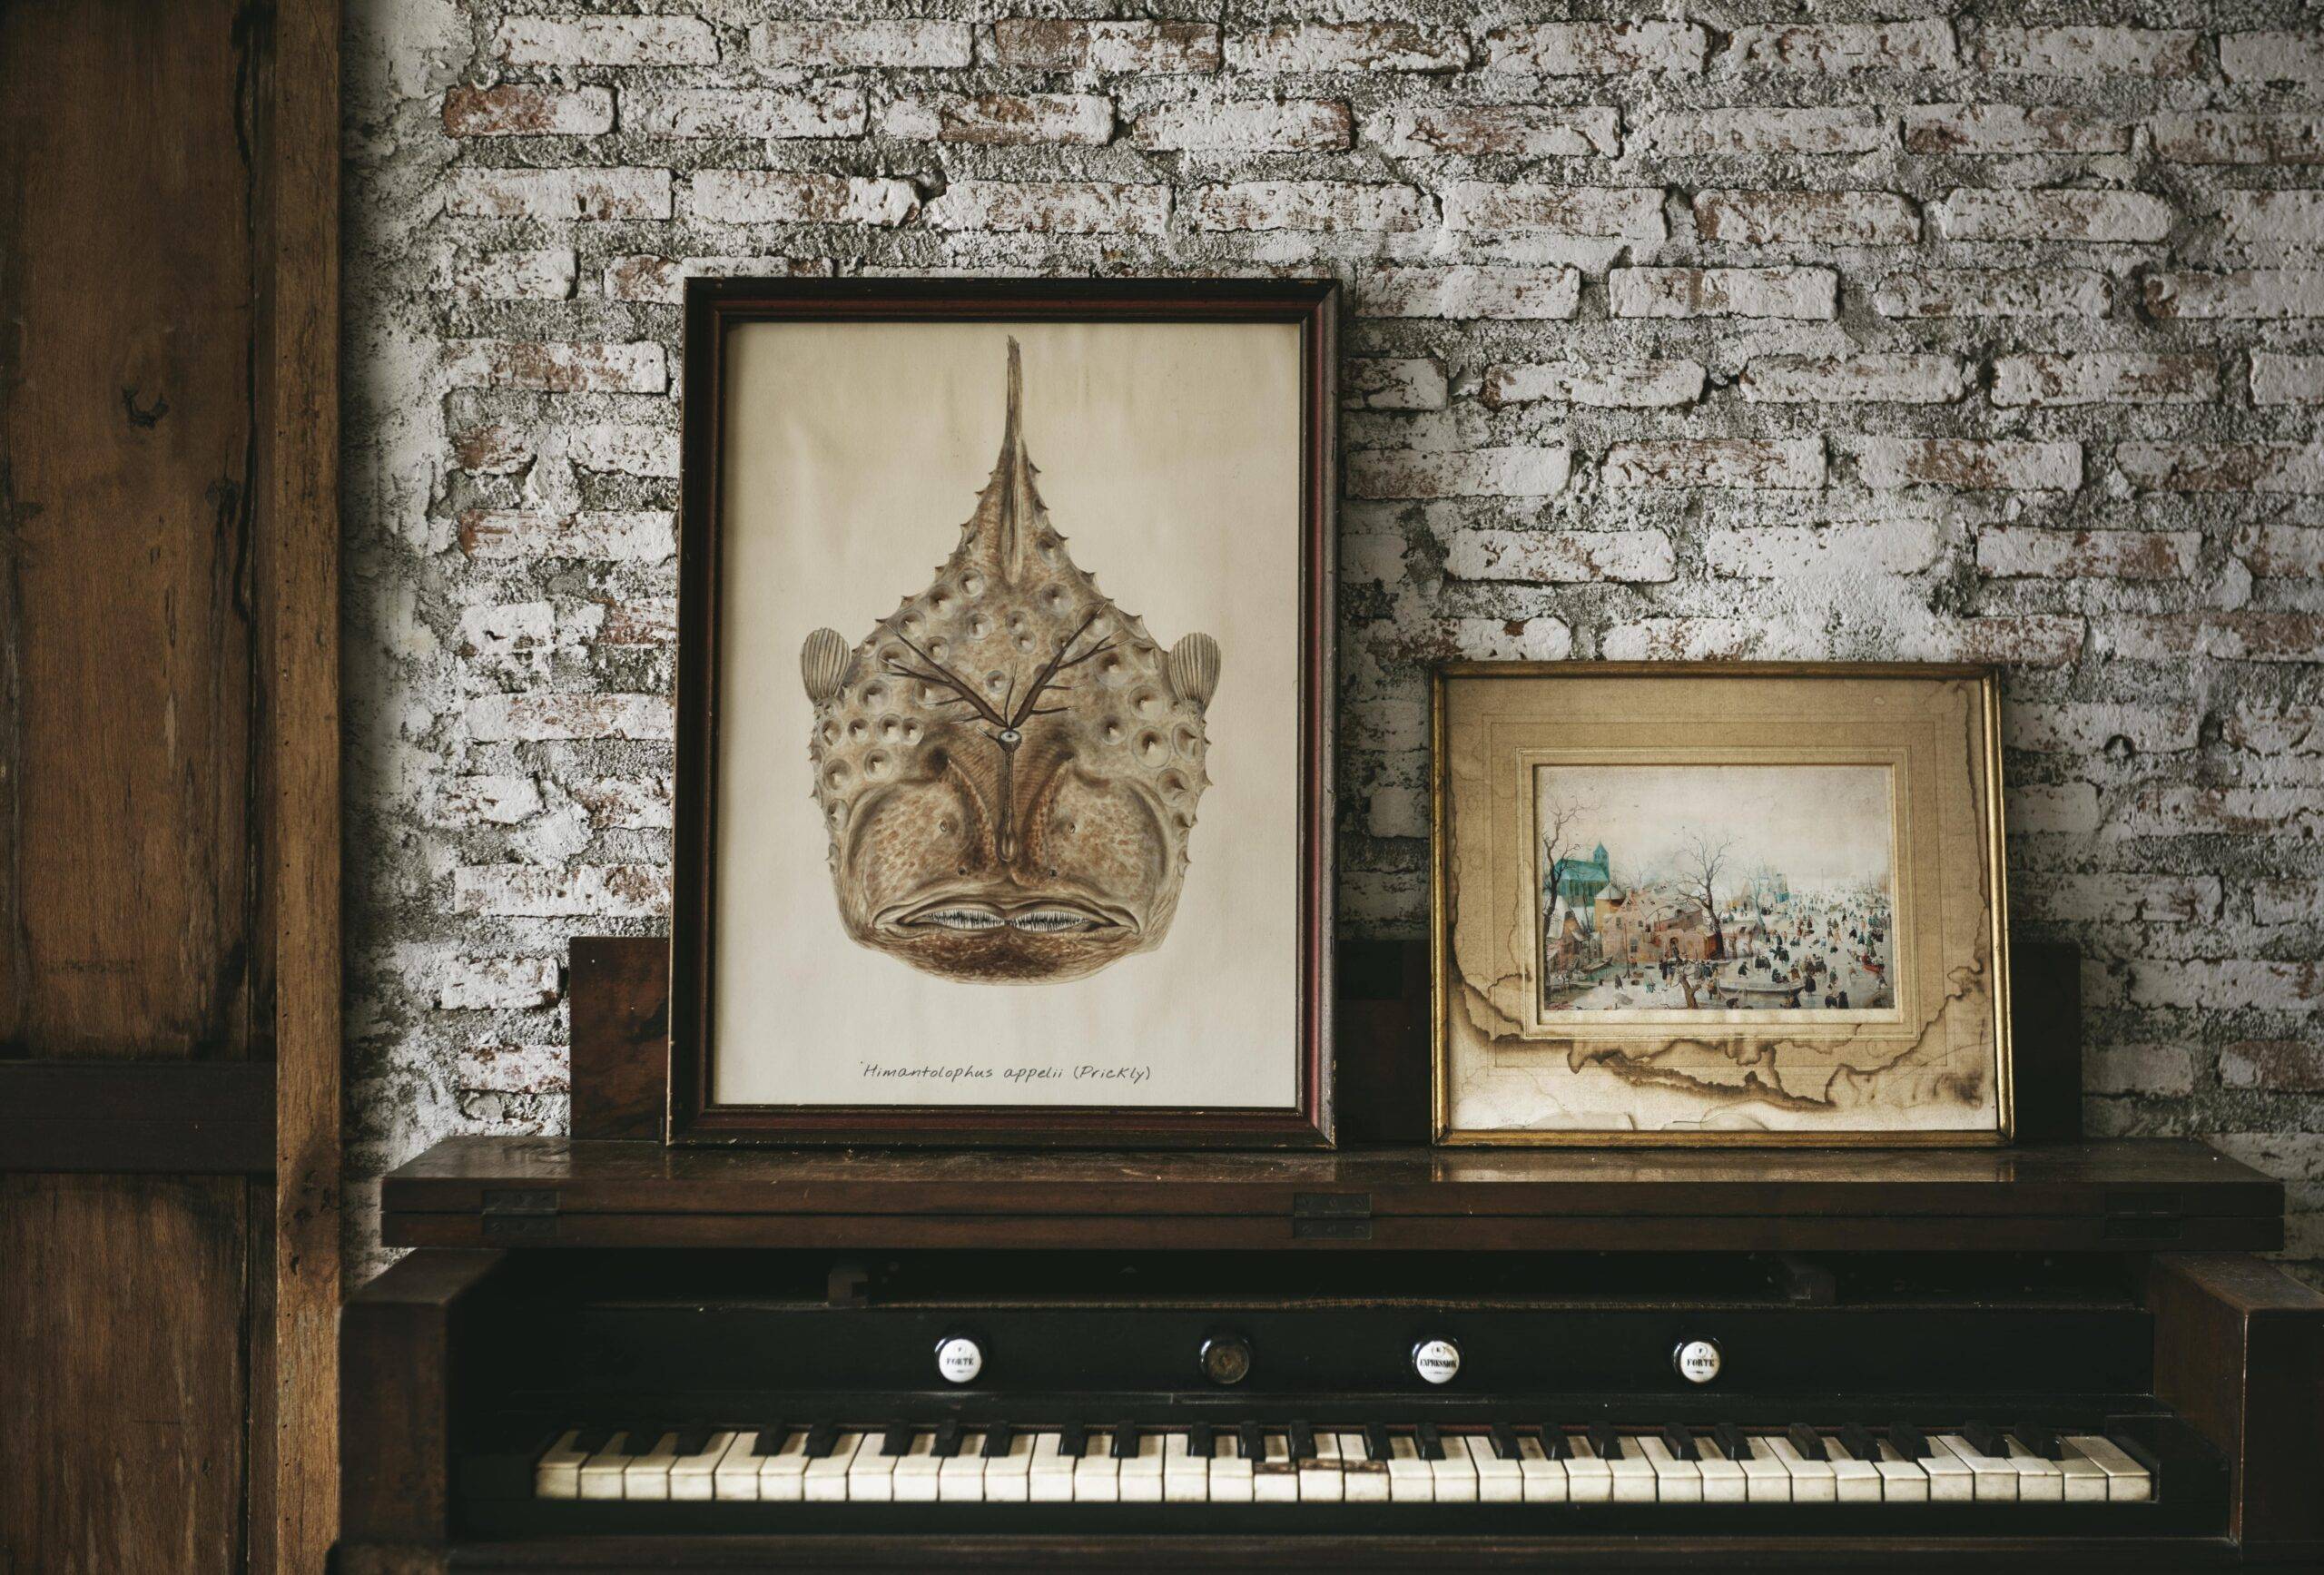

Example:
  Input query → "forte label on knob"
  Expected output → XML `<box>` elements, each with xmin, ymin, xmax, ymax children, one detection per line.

<box><xmin>1412</xmin><ymin>1337</ymin><xmax>1462</xmax><ymax>1385</ymax></box>
<box><xmin>1200</xmin><ymin>1332</ymin><xmax>1253</xmax><ymax>1386</ymax></box>
<box><xmin>1673</xmin><ymin>1338</ymin><xmax>1722</xmax><ymax>1384</ymax></box>
<box><xmin>935</xmin><ymin>1334</ymin><xmax>984</xmax><ymax>1385</ymax></box>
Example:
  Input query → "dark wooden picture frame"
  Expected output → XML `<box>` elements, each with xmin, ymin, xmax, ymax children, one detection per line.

<box><xmin>671</xmin><ymin>278</ymin><xmax>1338</xmax><ymax>1147</ymax></box>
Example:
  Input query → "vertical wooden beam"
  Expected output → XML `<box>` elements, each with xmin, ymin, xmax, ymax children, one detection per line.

<box><xmin>261</xmin><ymin>0</ymin><xmax>342</xmax><ymax>1569</ymax></box>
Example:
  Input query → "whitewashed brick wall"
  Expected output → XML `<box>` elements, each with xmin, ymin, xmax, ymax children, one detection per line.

<box><xmin>347</xmin><ymin>0</ymin><xmax>2324</xmax><ymax>1278</ymax></box>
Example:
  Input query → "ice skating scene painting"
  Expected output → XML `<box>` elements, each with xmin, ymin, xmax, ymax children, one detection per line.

<box><xmin>1535</xmin><ymin>763</ymin><xmax>1897</xmax><ymax>1017</ymax></box>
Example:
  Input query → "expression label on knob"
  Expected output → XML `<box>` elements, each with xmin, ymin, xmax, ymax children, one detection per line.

<box><xmin>936</xmin><ymin>1336</ymin><xmax>984</xmax><ymax>1384</ymax></box>
<box><xmin>1673</xmin><ymin>1338</ymin><xmax>1722</xmax><ymax>1384</ymax></box>
<box><xmin>1413</xmin><ymin>1338</ymin><xmax>1461</xmax><ymax>1385</ymax></box>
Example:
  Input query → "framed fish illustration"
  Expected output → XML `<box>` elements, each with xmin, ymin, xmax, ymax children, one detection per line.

<box><xmin>669</xmin><ymin>279</ymin><xmax>1336</xmax><ymax>1146</ymax></box>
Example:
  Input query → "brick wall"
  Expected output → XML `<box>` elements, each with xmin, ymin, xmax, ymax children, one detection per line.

<box><xmin>345</xmin><ymin>1</ymin><xmax>2324</xmax><ymax>1278</ymax></box>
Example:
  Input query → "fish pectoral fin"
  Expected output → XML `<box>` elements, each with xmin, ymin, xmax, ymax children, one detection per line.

<box><xmin>1168</xmin><ymin>632</ymin><xmax>1221</xmax><ymax>710</ymax></box>
<box><xmin>802</xmin><ymin>627</ymin><xmax>852</xmax><ymax>703</ymax></box>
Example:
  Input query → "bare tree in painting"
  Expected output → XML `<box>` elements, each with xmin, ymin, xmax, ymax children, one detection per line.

<box><xmin>1675</xmin><ymin>829</ymin><xmax>1733</xmax><ymax>963</ymax></box>
<box><xmin>1538</xmin><ymin>790</ymin><xmax>1594</xmax><ymax>996</ymax></box>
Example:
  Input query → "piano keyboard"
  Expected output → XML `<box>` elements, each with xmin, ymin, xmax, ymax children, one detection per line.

<box><xmin>528</xmin><ymin>1422</ymin><xmax>2156</xmax><ymax>1507</ymax></box>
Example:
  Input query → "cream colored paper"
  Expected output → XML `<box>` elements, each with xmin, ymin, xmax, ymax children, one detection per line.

<box><xmin>712</xmin><ymin>320</ymin><xmax>1304</xmax><ymax>1108</ymax></box>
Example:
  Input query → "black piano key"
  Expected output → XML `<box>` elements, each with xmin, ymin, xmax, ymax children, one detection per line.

<box><xmin>1660</xmin><ymin>1423</ymin><xmax>1699</xmax><ymax>1462</ymax></box>
<box><xmin>931</xmin><ymin>1422</ymin><xmax>964</xmax><ymax>1459</ymax></box>
<box><xmin>1786</xmin><ymin>1422</ymin><xmax>1827</xmax><ymax>1462</ymax></box>
<box><xmin>1711</xmin><ymin>1422</ymin><xmax>1751</xmax><ymax>1463</ymax></box>
<box><xmin>1186</xmin><ymin>1422</ymin><xmax>1213</xmax><ymax>1460</ymax></box>
<box><xmin>1059</xmin><ymin>1425</ymin><xmax>1088</xmax><ymax>1460</ymax></box>
<box><xmin>881</xmin><ymin>1423</ymin><xmax>916</xmax><ymax>1458</ymax></box>
<box><xmin>1416</xmin><ymin>1422</ymin><xmax>1446</xmax><ymax>1462</ymax></box>
<box><xmin>1587</xmin><ymin>1424</ymin><xmax>1624</xmax><ymax>1461</ymax></box>
<box><xmin>1287</xmin><ymin>1422</ymin><xmax>1316</xmax><ymax>1462</ymax></box>
<box><xmin>1887</xmin><ymin>1422</ymin><xmax>1933</xmax><ymax>1462</ymax></box>
<box><xmin>1364</xmin><ymin>1423</ymin><xmax>1393</xmax><ymax>1463</ymax></box>
<box><xmin>670</xmin><ymin>1429</ymin><xmax>712</xmax><ymax>1459</ymax></box>
<box><xmin>573</xmin><ymin>1427</ymin><xmax>615</xmax><ymax>1457</ymax></box>
<box><xmin>803</xmin><ymin>1423</ymin><xmax>841</xmax><ymax>1460</ymax></box>
<box><xmin>1489</xmin><ymin>1425</ymin><xmax>1521</xmax><ymax>1462</ymax></box>
<box><xmin>1536</xmin><ymin>1426</ymin><xmax>1571</xmax><ymax>1461</ymax></box>
<box><xmin>1111</xmin><ymin>1424</ymin><xmax>1139</xmax><ymax>1461</ymax></box>
<box><xmin>1236</xmin><ymin>1422</ymin><xmax>1265</xmax><ymax>1462</ymax></box>
<box><xmin>1962</xmin><ymin>1422</ymin><xmax>2005</xmax><ymax>1459</ymax></box>
<box><xmin>1837</xmin><ymin>1423</ymin><xmax>1879</xmax><ymax>1463</ymax></box>
<box><xmin>2012</xmin><ymin>1423</ymin><xmax>2064</xmax><ymax>1461</ymax></box>
<box><xmin>979</xmin><ymin>1424</ymin><xmax>1014</xmax><ymax>1460</ymax></box>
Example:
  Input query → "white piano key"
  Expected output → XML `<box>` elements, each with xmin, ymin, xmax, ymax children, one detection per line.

<box><xmin>846</xmin><ymin>1433</ymin><xmax>901</xmax><ymax>1502</ymax></box>
<box><xmin>1933</xmin><ymin>1435</ymin><xmax>2016</xmax><ymax>1501</ymax></box>
<box><xmin>940</xmin><ymin>1432</ymin><xmax>986</xmax><ymax>1502</ymax></box>
<box><xmin>578</xmin><ymin>1432</ymin><xmax>635</xmax><ymax>1501</ymax></box>
<box><xmin>1121</xmin><ymin>1432</ymin><xmax>1165</xmax><ymax>1503</ymax></box>
<box><xmin>803</xmin><ymin>1432</ymin><xmax>863</xmax><ymax>1503</ymax></box>
<box><xmin>2053</xmin><ymin>1442</ymin><xmax>2109</xmax><ymax>1502</ymax></box>
<box><xmin>1603</xmin><ymin>1437</ymin><xmax>1657</xmax><ymax>1505</ymax></box>
<box><xmin>669</xmin><ymin>1432</ymin><xmax>734</xmax><ymax>1502</ymax></box>
<box><xmin>891</xmin><ymin>1432</ymin><xmax>943</xmax><ymax>1502</ymax></box>
<box><xmin>758</xmin><ymin>1430</ymin><xmax>812</xmax><ymax>1502</ymax></box>
<box><xmin>1733</xmin><ymin>1437</ymin><xmax>1791</xmax><ymax>1503</ymax></box>
<box><xmin>1074</xmin><ymin>1433</ymin><xmax>1121</xmax><ymax>1503</ymax></box>
<box><xmin>1162</xmin><ymin>1432</ymin><xmax>1208</xmax><ymax>1504</ymax></box>
<box><xmin>534</xmin><ymin>1430</ymin><xmax>589</xmax><ymax>1501</ymax></box>
<box><xmin>1385</xmin><ymin>1434</ymin><xmax>1434</xmax><ymax>1503</ymax></box>
<box><xmin>1254</xmin><ymin>1433</ymin><xmax>1299</xmax><ymax>1504</ymax></box>
<box><xmin>2003</xmin><ymin>1439</ymin><xmax>2064</xmax><ymax>1502</ymax></box>
<box><xmin>1027</xmin><ymin>1432</ymin><xmax>1075</xmax><ymax>1504</ymax></box>
<box><xmin>1693</xmin><ymin>1437</ymin><xmax>1748</xmax><ymax>1504</ymax></box>
<box><xmin>1635</xmin><ymin>1434</ymin><xmax>1703</xmax><ymax>1503</ymax></box>
<box><xmin>1764</xmin><ymin>1435</ymin><xmax>1837</xmax><ymax>1502</ymax></box>
<box><xmin>1299</xmin><ymin>1432</ymin><xmax>1344</xmax><ymax>1503</ymax></box>
<box><xmin>711</xmin><ymin>1432</ymin><xmax>763</xmax><ymax>1502</ymax></box>
<box><xmin>1913</xmin><ymin>1438</ymin><xmax>1973</xmax><ymax>1503</ymax></box>
<box><xmin>1209</xmin><ymin>1432</ymin><xmax>1254</xmax><ymax>1504</ymax></box>
<box><xmin>623</xmin><ymin>1432</ymin><xmax>680</xmax><ymax>1501</ymax></box>
<box><xmin>984</xmin><ymin>1432</ymin><xmax>1035</xmax><ymax>1503</ymax></box>
<box><xmin>1336</xmin><ymin>1432</ymin><xmax>1388</xmax><ymax>1503</ymax></box>
<box><xmin>1470</xmin><ymin>1436</ymin><xmax>1523</xmax><ymax>1504</ymax></box>
<box><xmin>1870</xmin><ymin>1441</ymin><xmax>1930</xmax><ymax>1503</ymax></box>
<box><xmin>1561</xmin><ymin>1435</ymin><xmax>1614</xmax><ymax>1504</ymax></box>
<box><xmin>1515</xmin><ymin>1434</ymin><xmax>1569</xmax><ymax>1503</ymax></box>
<box><xmin>2063</xmin><ymin>1435</ymin><xmax>2152</xmax><ymax>1502</ymax></box>
<box><xmin>1426</xmin><ymin>1434</ymin><xmax>1479</xmax><ymax>1503</ymax></box>
<box><xmin>1821</xmin><ymin>1435</ymin><xmax>1882</xmax><ymax>1504</ymax></box>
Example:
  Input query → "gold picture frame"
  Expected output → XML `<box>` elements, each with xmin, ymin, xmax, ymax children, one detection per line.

<box><xmin>1432</xmin><ymin>663</ymin><xmax>2012</xmax><ymax>1147</ymax></box>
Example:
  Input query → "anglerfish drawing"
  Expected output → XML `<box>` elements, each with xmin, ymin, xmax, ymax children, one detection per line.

<box><xmin>799</xmin><ymin>340</ymin><xmax>1222</xmax><ymax>984</ymax></box>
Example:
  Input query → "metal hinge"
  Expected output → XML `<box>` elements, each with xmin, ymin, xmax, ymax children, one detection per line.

<box><xmin>2102</xmin><ymin>1187</ymin><xmax>2184</xmax><ymax>1244</ymax></box>
<box><xmin>481</xmin><ymin>1187</ymin><xmax>559</xmax><ymax>1243</ymax></box>
<box><xmin>1292</xmin><ymin>1191</ymin><xmax>1373</xmax><ymax>1241</ymax></box>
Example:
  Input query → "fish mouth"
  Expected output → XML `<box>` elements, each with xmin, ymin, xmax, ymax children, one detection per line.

<box><xmin>878</xmin><ymin>893</ymin><xmax>1137</xmax><ymax>938</ymax></box>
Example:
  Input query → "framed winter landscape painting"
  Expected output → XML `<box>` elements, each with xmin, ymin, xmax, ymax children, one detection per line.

<box><xmin>1432</xmin><ymin>664</ymin><xmax>2012</xmax><ymax>1147</ymax></box>
<box><xmin>668</xmin><ymin>279</ymin><xmax>1336</xmax><ymax>1147</ymax></box>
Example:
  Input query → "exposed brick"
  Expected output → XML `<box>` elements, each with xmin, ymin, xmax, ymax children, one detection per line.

<box><xmin>924</xmin><ymin>181</ymin><xmax>1168</xmax><ymax>233</ymax></box>
<box><xmin>2119</xmin><ymin>781</ymin><xmax>2324</xmax><ymax>831</ymax></box>
<box><xmin>1134</xmin><ymin>99</ymin><xmax>1349</xmax><ymax>152</ymax></box>
<box><xmin>1345</xmin><ymin>447</ymin><xmax>1570</xmax><ymax>499</ymax></box>
<box><xmin>2205</xmin><ymin>615</ymin><xmax>2324</xmax><ymax>664</ymax></box>
<box><xmin>1740</xmin><ymin>354</ymin><xmax>1966</xmax><ymax>404</ymax></box>
<box><xmin>1991</xmin><ymin>353</ymin><xmax>2217</xmax><ymax>407</ymax></box>
<box><xmin>442</xmin><ymin>167</ymin><xmax>671</xmax><ymax>221</ymax></box>
<box><xmin>576</xmin><ymin>775</ymin><xmax>675</xmax><ymax>831</ymax></box>
<box><xmin>1976</xmin><ymin>527</ymin><xmax>2199</xmax><ymax>580</ymax></box>
<box><xmin>2235</xmin><ymin>524</ymin><xmax>2324</xmax><ymax>577</ymax></box>
<box><xmin>1871</xmin><ymin>268</ymin><xmax>2110</xmax><ymax>318</ymax></box>
<box><xmin>438</xmin><ymin>955</ymin><xmax>561</xmax><ymax>1011</ymax></box>
<box><xmin>1694</xmin><ymin>190</ymin><xmax>1918</xmax><ymax>245</ymax></box>
<box><xmin>1903</xmin><ymin>104</ymin><xmax>2127</xmax><ymax>155</ymax></box>
<box><xmin>1226</xmin><ymin>24</ymin><xmax>1466</xmax><ymax>74</ymax></box>
<box><xmin>2221</xmin><ymin>31</ymin><xmax>2324</xmax><ymax>84</ymax></box>
<box><xmin>443</xmin><ymin>340</ymin><xmax>665</xmax><ymax>393</ymax></box>
<box><xmin>1609</xmin><ymin>266</ymin><xmax>1835</xmax><ymax>319</ymax></box>
<box><xmin>458</xmin><ymin>603</ymin><xmax>551</xmax><ymax>669</ymax></box>
<box><xmin>567</xmin><ymin>423</ymin><xmax>678</xmax><ymax>477</ymax></box>
<box><xmin>436</xmin><ymin>773</ymin><xmax>543</xmax><ymax>825</ymax></box>
<box><xmin>1483</xmin><ymin>22</ymin><xmax>1706</xmax><ymax>75</ymax></box>
<box><xmin>1354</xmin><ymin>267</ymin><xmax>1579</xmax><ymax>320</ymax></box>
<box><xmin>1443</xmin><ymin>529</ymin><xmax>1674</xmax><ymax>583</ymax></box>
<box><xmin>1449</xmin><ymin>617</ymin><xmax>1573</xmax><ymax>662</ymax></box>
<box><xmin>2255</xmin><ymin>355</ymin><xmax>2324</xmax><ymax>406</ymax></box>
<box><xmin>1601</xmin><ymin>439</ymin><xmax>1825</xmax><ymax>489</ymax></box>
<box><xmin>2008</xmin><ymin>782</ymin><xmax>2102</xmax><ymax>832</ymax></box>
<box><xmin>1343</xmin><ymin>359</ymin><xmax>1447</xmax><ymax>410</ymax></box>
<box><xmin>1724</xmin><ymin>21</ymin><xmax>1955</xmax><ymax>72</ymax></box>
<box><xmin>2146</xmin><ymin>271</ymin><xmax>2324</xmax><ymax>320</ymax></box>
<box><xmin>436</xmin><ymin>247</ymin><xmax>575</xmax><ymax>300</ymax></box>
<box><xmin>2119</xmin><ymin>444</ymin><xmax>2324</xmax><ymax>495</ymax></box>
<box><xmin>687</xmin><ymin>171</ymin><xmax>917</xmax><ymax>227</ymax></box>
<box><xmin>453</xmin><ymin>863</ymin><xmax>671</xmax><ymax>919</ymax></box>
<box><xmin>2005</xmin><ymin>702</ymin><xmax>2201</xmax><ymax>754</ymax></box>
<box><xmin>1641</xmin><ymin>107</ymin><xmax>1888</xmax><ymax>155</ymax></box>
<box><xmin>1701</xmin><ymin>520</ymin><xmax>1943</xmax><ymax>577</ymax></box>
<box><xmin>2152</xmin><ymin>113</ymin><xmax>2324</xmax><ymax>166</ymax></box>
<box><xmin>990</xmin><ymin>18</ymin><xmax>1220</xmax><ymax>74</ymax></box>
<box><xmin>1933</xmin><ymin>188</ymin><xmax>2171</xmax><ymax>243</ymax></box>
<box><xmin>1857</xmin><ymin>438</ymin><xmax>2080</xmax><ymax>491</ymax></box>
<box><xmin>625</xmin><ymin>87</ymin><xmax>867</xmax><ymax>140</ymax></box>
<box><xmin>2221</xmin><ymin>1042</ymin><xmax>2324</xmax><ymax>1093</ymax></box>
<box><xmin>452</xmin><ymin>423</ymin><xmax>530</xmax><ymax>476</ymax></box>
<box><xmin>456</xmin><ymin>510</ymin><xmax>675</xmax><ymax>561</ymax></box>
<box><xmin>602</xmin><ymin>252</ymin><xmax>826</xmax><ymax>304</ymax></box>
<box><xmin>465</xmin><ymin>693</ymin><xmax>674</xmax><ymax>743</ymax></box>
<box><xmin>2227</xmin><ymin>698</ymin><xmax>2324</xmax><ymax>753</ymax></box>
<box><xmin>752</xmin><ymin>20</ymin><xmax>971</xmax><ymax>69</ymax></box>
<box><xmin>1371</xmin><ymin>105</ymin><xmax>1619</xmax><ymax>157</ymax></box>
<box><xmin>1482</xmin><ymin>359</ymin><xmax>1705</xmax><ymax>409</ymax></box>
<box><xmin>495</xmin><ymin>15</ymin><xmax>716</xmax><ymax>66</ymax></box>
<box><xmin>2257</xmin><ymin>881</ymin><xmax>2324</xmax><ymax>927</ymax></box>
<box><xmin>2019</xmin><ymin>873</ymin><xmax>2222</xmax><ymax>924</ymax></box>
<box><xmin>886</xmin><ymin>94</ymin><xmax>1111</xmax><ymax>146</ymax></box>
<box><xmin>2220</xmin><ymin>192</ymin><xmax>2324</xmax><ymax>246</ymax></box>
<box><xmin>1972</xmin><ymin>26</ymin><xmax>2202</xmax><ymax>77</ymax></box>
<box><xmin>1443</xmin><ymin>183</ymin><xmax>1664</xmax><ymax>238</ymax></box>
<box><xmin>2085</xmin><ymin>1045</ymin><xmax>2197</xmax><ymax>1098</ymax></box>
<box><xmin>442</xmin><ymin>84</ymin><xmax>612</xmax><ymax>137</ymax></box>
<box><xmin>456</xmin><ymin>1042</ymin><xmax>567</xmax><ymax>1096</ymax></box>
<box><xmin>2126</xmin><ymin>960</ymin><xmax>2324</xmax><ymax>1013</ymax></box>
<box><xmin>1188</xmin><ymin>182</ymin><xmax>1430</xmax><ymax>232</ymax></box>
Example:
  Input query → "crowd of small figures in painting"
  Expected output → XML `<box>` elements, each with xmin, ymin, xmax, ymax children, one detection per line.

<box><xmin>1543</xmin><ymin>881</ymin><xmax>1895</xmax><ymax>1015</ymax></box>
